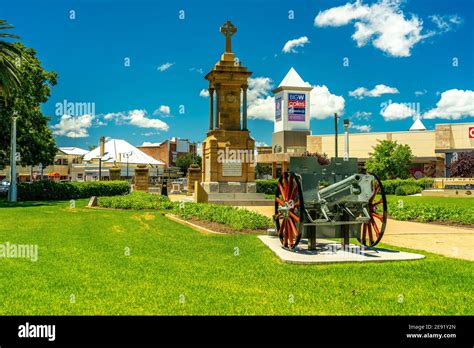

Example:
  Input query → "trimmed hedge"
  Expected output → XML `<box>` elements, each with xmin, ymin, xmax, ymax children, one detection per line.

<box><xmin>17</xmin><ymin>181</ymin><xmax>130</xmax><ymax>201</ymax></box>
<box><xmin>256</xmin><ymin>178</ymin><xmax>434</xmax><ymax>195</ymax></box>
<box><xmin>394</xmin><ymin>184</ymin><xmax>423</xmax><ymax>196</ymax></box>
<box><xmin>382</xmin><ymin>178</ymin><xmax>434</xmax><ymax>194</ymax></box>
<box><xmin>97</xmin><ymin>192</ymin><xmax>272</xmax><ymax>230</ymax></box>
<box><xmin>256</xmin><ymin>179</ymin><xmax>278</xmax><ymax>195</ymax></box>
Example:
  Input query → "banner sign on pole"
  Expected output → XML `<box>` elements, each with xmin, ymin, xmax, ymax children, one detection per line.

<box><xmin>275</xmin><ymin>97</ymin><xmax>282</xmax><ymax>121</ymax></box>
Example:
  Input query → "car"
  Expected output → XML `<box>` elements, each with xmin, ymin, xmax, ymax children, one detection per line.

<box><xmin>0</xmin><ymin>180</ymin><xmax>10</xmax><ymax>193</ymax></box>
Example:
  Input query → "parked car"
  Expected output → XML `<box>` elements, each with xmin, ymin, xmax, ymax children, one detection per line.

<box><xmin>0</xmin><ymin>180</ymin><xmax>10</xmax><ymax>193</ymax></box>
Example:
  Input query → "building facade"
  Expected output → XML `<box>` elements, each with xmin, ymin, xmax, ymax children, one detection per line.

<box><xmin>0</xmin><ymin>147</ymin><xmax>88</xmax><ymax>182</ymax></box>
<box><xmin>255</xmin><ymin>67</ymin><xmax>474</xmax><ymax>179</ymax></box>
<box><xmin>307</xmin><ymin>122</ymin><xmax>474</xmax><ymax>178</ymax></box>
<box><xmin>138</xmin><ymin>137</ymin><xmax>197</xmax><ymax>168</ymax></box>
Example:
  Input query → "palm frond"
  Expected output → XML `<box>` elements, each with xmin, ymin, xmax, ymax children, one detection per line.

<box><xmin>0</xmin><ymin>19</ymin><xmax>22</xmax><ymax>100</ymax></box>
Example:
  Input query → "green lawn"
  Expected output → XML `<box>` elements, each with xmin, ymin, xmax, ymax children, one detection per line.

<box><xmin>386</xmin><ymin>194</ymin><xmax>473</xmax><ymax>208</ymax></box>
<box><xmin>385</xmin><ymin>195</ymin><xmax>474</xmax><ymax>225</ymax></box>
<box><xmin>0</xmin><ymin>199</ymin><xmax>472</xmax><ymax>315</ymax></box>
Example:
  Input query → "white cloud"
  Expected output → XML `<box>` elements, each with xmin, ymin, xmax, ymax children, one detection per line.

<box><xmin>247</xmin><ymin>77</ymin><xmax>275</xmax><ymax>121</ymax></box>
<box><xmin>351</xmin><ymin>124</ymin><xmax>372</xmax><ymax>132</ymax></box>
<box><xmin>152</xmin><ymin>105</ymin><xmax>171</xmax><ymax>116</ymax></box>
<box><xmin>310</xmin><ymin>85</ymin><xmax>345</xmax><ymax>119</ymax></box>
<box><xmin>157</xmin><ymin>62</ymin><xmax>174</xmax><ymax>72</ymax></box>
<box><xmin>199</xmin><ymin>89</ymin><xmax>210</xmax><ymax>97</ymax></box>
<box><xmin>430</xmin><ymin>14</ymin><xmax>462</xmax><ymax>33</ymax></box>
<box><xmin>381</xmin><ymin>102</ymin><xmax>416</xmax><ymax>121</ymax></box>
<box><xmin>141</xmin><ymin>141</ymin><xmax>161</xmax><ymax>146</ymax></box>
<box><xmin>246</xmin><ymin>77</ymin><xmax>345</xmax><ymax>121</ymax></box>
<box><xmin>349</xmin><ymin>84</ymin><xmax>399</xmax><ymax>99</ymax></box>
<box><xmin>353</xmin><ymin>111</ymin><xmax>372</xmax><ymax>120</ymax></box>
<box><xmin>314</xmin><ymin>1</ymin><xmax>370</xmax><ymax>26</ymax></box>
<box><xmin>104</xmin><ymin>110</ymin><xmax>169</xmax><ymax>131</ymax></box>
<box><xmin>282</xmin><ymin>36</ymin><xmax>310</xmax><ymax>53</ymax></box>
<box><xmin>415</xmin><ymin>89</ymin><xmax>427</xmax><ymax>96</ymax></box>
<box><xmin>141</xmin><ymin>132</ymin><xmax>159</xmax><ymax>137</ymax></box>
<box><xmin>255</xmin><ymin>141</ymin><xmax>269</xmax><ymax>147</ymax></box>
<box><xmin>128</xmin><ymin>109</ymin><xmax>169</xmax><ymax>130</ymax></box>
<box><xmin>190</xmin><ymin>67</ymin><xmax>204</xmax><ymax>74</ymax></box>
<box><xmin>248</xmin><ymin>96</ymin><xmax>275</xmax><ymax>121</ymax></box>
<box><xmin>51</xmin><ymin>114</ymin><xmax>95</xmax><ymax>138</ymax></box>
<box><xmin>314</xmin><ymin>0</ymin><xmax>432</xmax><ymax>57</ymax></box>
<box><xmin>422</xmin><ymin>89</ymin><xmax>474</xmax><ymax>120</ymax></box>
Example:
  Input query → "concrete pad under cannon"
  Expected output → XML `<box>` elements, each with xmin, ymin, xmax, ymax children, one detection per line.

<box><xmin>258</xmin><ymin>236</ymin><xmax>425</xmax><ymax>264</ymax></box>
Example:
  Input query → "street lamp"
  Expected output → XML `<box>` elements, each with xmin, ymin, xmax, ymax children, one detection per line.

<box><xmin>343</xmin><ymin>119</ymin><xmax>350</xmax><ymax>161</ymax></box>
<box><xmin>96</xmin><ymin>154</ymin><xmax>111</xmax><ymax>181</ymax></box>
<box><xmin>122</xmin><ymin>151</ymin><xmax>133</xmax><ymax>182</ymax></box>
<box><xmin>8</xmin><ymin>112</ymin><xmax>18</xmax><ymax>202</ymax></box>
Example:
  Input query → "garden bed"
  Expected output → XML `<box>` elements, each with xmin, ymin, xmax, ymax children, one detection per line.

<box><xmin>165</xmin><ymin>214</ymin><xmax>267</xmax><ymax>235</ymax></box>
<box><xmin>97</xmin><ymin>192</ymin><xmax>272</xmax><ymax>232</ymax></box>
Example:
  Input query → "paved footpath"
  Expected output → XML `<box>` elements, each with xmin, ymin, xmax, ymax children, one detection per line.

<box><xmin>240</xmin><ymin>205</ymin><xmax>474</xmax><ymax>261</ymax></box>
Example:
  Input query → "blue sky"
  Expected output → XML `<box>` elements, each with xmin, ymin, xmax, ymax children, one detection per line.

<box><xmin>2</xmin><ymin>0</ymin><xmax>473</xmax><ymax>149</ymax></box>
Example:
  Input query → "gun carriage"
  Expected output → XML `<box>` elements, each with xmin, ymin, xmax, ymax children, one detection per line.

<box><xmin>274</xmin><ymin>156</ymin><xmax>388</xmax><ymax>251</ymax></box>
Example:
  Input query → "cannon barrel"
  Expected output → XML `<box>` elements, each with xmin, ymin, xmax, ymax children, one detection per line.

<box><xmin>319</xmin><ymin>174</ymin><xmax>362</xmax><ymax>201</ymax></box>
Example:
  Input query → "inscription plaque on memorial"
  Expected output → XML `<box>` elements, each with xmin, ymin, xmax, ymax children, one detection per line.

<box><xmin>222</xmin><ymin>161</ymin><xmax>242</xmax><ymax>177</ymax></box>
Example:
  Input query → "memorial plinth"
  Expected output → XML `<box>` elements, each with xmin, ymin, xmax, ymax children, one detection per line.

<box><xmin>200</xmin><ymin>21</ymin><xmax>271</xmax><ymax>206</ymax></box>
<box><xmin>133</xmin><ymin>165</ymin><xmax>149</xmax><ymax>192</ymax></box>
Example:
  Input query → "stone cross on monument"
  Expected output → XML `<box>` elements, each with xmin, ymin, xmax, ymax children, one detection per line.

<box><xmin>199</xmin><ymin>21</ymin><xmax>271</xmax><ymax>206</ymax></box>
<box><xmin>220</xmin><ymin>20</ymin><xmax>237</xmax><ymax>53</ymax></box>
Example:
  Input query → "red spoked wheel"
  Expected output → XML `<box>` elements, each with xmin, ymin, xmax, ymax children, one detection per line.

<box><xmin>358</xmin><ymin>174</ymin><xmax>387</xmax><ymax>247</ymax></box>
<box><xmin>274</xmin><ymin>171</ymin><xmax>305</xmax><ymax>250</ymax></box>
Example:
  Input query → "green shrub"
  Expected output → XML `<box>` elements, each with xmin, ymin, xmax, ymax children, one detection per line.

<box><xmin>394</xmin><ymin>184</ymin><xmax>422</xmax><ymax>196</ymax></box>
<box><xmin>381</xmin><ymin>178</ymin><xmax>434</xmax><ymax>194</ymax></box>
<box><xmin>18</xmin><ymin>181</ymin><xmax>130</xmax><ymax>201</ymax></box>
<box><xmin>97</xmin><ymin>192</ymin><xmax>272</xmax><ymax>230</ymax></box>
<box><xmin>256</xmin><ymin>179</ymin><xmax>278</xmax><ymax>195</ymax></box>
<box><xmin>173</xmin><ymin>202</ymin><xmax>272</xmax><ymax>230</ymax></box>
<box><xmin>98</xmin><ymin>191</ymin><xmax>174</xmax><ymax>210</ymax></box>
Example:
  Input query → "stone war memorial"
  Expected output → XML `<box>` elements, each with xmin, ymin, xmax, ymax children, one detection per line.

<box><xmin>200</xmin><ymin>21</ymin><xmax>271</xmax><ymax>206</ymax></box>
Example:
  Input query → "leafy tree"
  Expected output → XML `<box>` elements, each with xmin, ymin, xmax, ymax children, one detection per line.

<box><xmin>175</xmin><ymin>153</ymin><xmax>202</xmax><ymax>175</ymax></box>
<box><xmin>0</xmin><ymin>43</ymin><xmax>58</xmax><ymax>169</ymax></box>
<box><xmin>0</xmin><ymin>20</ymin><xmax>23</xmax><ymax>101</ymax></box>
<box><xmin>365</xmin><ymin>140</ymin><xmax>413</xmax><ymax>180</ymax></box>
<box><xmin>255</xmin><ymin>163</ymin><xmax>271</xmax><ymax>178</ymax></box>
<box><xmin>449</xmin><ymin>152</ymin><xmax>474</xmax><ymax>178</ymax></box>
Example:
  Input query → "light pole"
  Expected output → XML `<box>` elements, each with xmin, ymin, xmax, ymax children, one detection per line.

<box><xmin>334</xmin><ymin>112</ymin><xmax>339</xmax><ymax>159</ymax></box>
<box><xmin>96</xmin><ymin>155</ymin><xmax>111</xmax><ymax>181</ymax></box>
<box><xmin>122</xmin><ymin>151</ymin><xmax>133</xmax><ymax>182</ymax></box>
<box><xmin>8</xmin><ymin>112</ymin><xmax>18</xmax><ymax>202</ymax></box>
<box><xmin>343</xmin><ymin>119</ymin><xmax>350</xmax><ymax>161</ymax></box>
